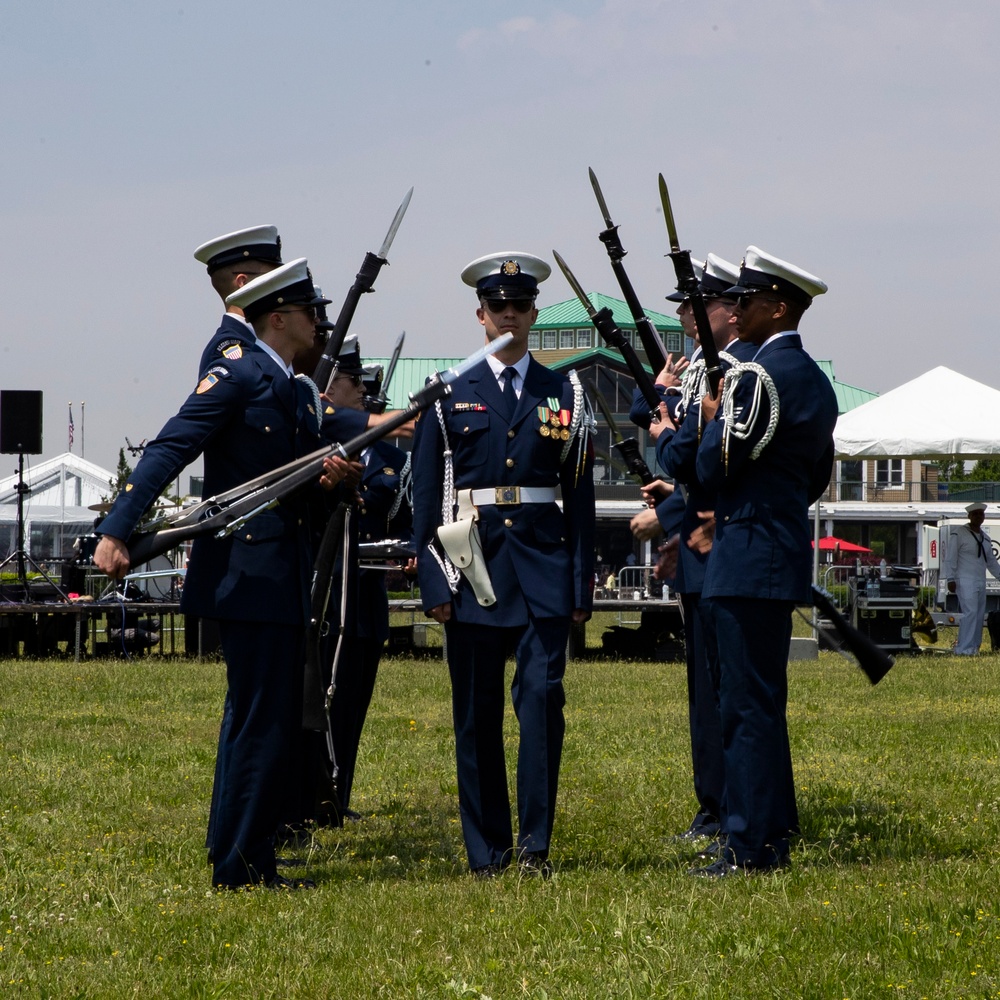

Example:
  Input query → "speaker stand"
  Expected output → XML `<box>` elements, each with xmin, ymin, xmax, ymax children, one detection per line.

<box><xmin>0</xmin><ymin>451</ymin><xmax>68</xmax><ymax>602</ymax></box>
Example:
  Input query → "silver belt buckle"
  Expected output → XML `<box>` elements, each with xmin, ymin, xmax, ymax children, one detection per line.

<box><xmin>494</xmin><ymin>486</ymin><xmax>520</xmax><ymax>505</ymax></box>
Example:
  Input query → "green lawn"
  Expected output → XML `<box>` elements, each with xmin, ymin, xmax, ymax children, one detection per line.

<box><xmin>3</xmin><ymin>644</ymin><xmax>1000</xmax><ymax>998</ymax></box>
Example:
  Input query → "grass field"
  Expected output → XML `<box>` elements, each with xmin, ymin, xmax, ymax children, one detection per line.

<box><xmin>3</xmin><ymin>634</ymin><xmax>1000</xmax><ymax>997</ymax></box>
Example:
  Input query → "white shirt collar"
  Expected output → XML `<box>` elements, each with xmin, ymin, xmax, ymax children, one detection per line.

<box><xmin>753</xmin><ymin>330</ymin><xmax>798</xmax><ymax>360</ymax></box>
<box><xmin>486</xmin><ymin>351</ymin><xmax>529</xmax><ymax>386</ymax></box>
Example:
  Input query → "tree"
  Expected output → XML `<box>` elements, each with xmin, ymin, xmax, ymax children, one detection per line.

<box><xmin>967</xmin><ymin>458</ymin><xmax>1000</xmax><ymax>483</ymax></box>
<box><xmin>103</xmin><ymin>448</ymin><xmax>133</xmax><ymax>504</ymax></box>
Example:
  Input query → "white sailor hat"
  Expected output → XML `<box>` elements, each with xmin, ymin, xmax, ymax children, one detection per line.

<box><xmin>225</xmin><ymin>258</ymin><xmax>331</xmax><ymax>322</ymax></box>
<box><xmin>666</xmin><ymin>252</ymin><xmax>741</xmax><ymax>302</ymax></box>
<box><xmin>726</xmin><ymin>245</ymin><xmax>827</xmax><ymax>306</ymax></box>
<box><xmin>966</xmin><ymin>502</ymin><xmax>988</xmax><ymax>514</ymax></box>
<box><xmin>335</xmin><ymin>333</ymin><xmax>365</xmax><ymax>374</ymax></box>
<box><xmin>193</xmin><ymin>225</ymin><xmax>282</xmax><ymax>273</ymax></box>
<box><xmin>461</xmin><ymin>251</ymin><xmax>551</xmax><ymax>299</ymax></box>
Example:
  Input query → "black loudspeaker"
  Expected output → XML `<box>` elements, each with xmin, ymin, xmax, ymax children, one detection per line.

<box><xmin>0</xmin><ymin>390</ymin><xmax>43</xmax><ymax>455</ymax></box>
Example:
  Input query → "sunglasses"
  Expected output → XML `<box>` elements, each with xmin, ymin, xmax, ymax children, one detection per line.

<box><xmin>736</xmin><ymin>293</ymin><xmax>781</xmax><ymax>309</ymax></box>
<box><xmin>275</xmin><ymin>305</ymin><xmax>318</xmax><ymax>321</ymax></box>
<box><xmin>334</xmin><ymin>372</ymin><xmax>365</xmax><ymax>387</ymax></box>
<box><xmin>482</xmin><ymin>298</ymin><xmax>535</xmax><ymax>314</ymax></box>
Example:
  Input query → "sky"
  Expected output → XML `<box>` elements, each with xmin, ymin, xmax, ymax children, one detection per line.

<box><xmin>2</xmin><ymin>0</ymin><xmax>998</xmax><ymax>475</ymax></box>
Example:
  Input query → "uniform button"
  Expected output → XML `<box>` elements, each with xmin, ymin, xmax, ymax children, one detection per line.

<box><xmin>245</xmin><ymin>533</ymin><xmax>253</xmax><ymax>541</ymax></box>
<box><xmin>507</xmin><ymin>429</ymin><xmax>515</xmax><ymax>439</ymax></box>
<box><xmin>298</xmin><ymin>518</ymin><xmax>303</xmax><ymax>526</ymax></box>
<box><xmin>724</xmin><ymin>516</ymin><xmax>730</xmax><ymax>522</ymax></box>
<box><xmin>504</xmin><ymin>518</ymin><xmax>513</xmax><ymax>528</ymax></box>
<box><xmin>463</xmin><ymin>425</ymin><xmax>470</xmax><ymax>433</ymax></box>
<box><xmin>264</xmin><ymin>426</ymin><xmax>271</xmax><ymax>433</ymax></box>
<box><xmin>506</xmin><ymin>458</ymin><xmax>514</xmax><ymax>468</ymax></box>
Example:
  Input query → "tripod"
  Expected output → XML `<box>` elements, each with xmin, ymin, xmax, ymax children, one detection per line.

<box><xmin>0</xmin><ymin>451</ymin><xmax>67</xmax><ymax>601</ymax></box>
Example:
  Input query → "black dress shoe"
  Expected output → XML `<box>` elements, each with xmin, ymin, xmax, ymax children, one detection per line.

<box><xmin>342</xmin><ymin>808</ymin><xmax>362</xmax><ymax>823</ymax></box>
<box><xmin>471</xmin><ymin>864</ymin><xmax>504</xmax><ymax>880</ymax></box>
<box><xmin>688</xmin><ymin>856</ymin><xmax>789</xmax><ymax>878</ymax></box>
<box><xmin>275</xmin><ymin>856</ymin><xmax>307</xmax><ymax>868</ymax></box>
<box><xmin>267</xmin><ymin>874</ymin><xmax>317</xmax><ymax>890</ymax></box>
<box><xmin>694</xmin><ymin>839</ymin><xmax>724</xmax><ymax>862</ymax></box>
<box><xmin>518</xmin><ymin>853</ymin><xmax>553</xmax><ymax>879</ymax></box>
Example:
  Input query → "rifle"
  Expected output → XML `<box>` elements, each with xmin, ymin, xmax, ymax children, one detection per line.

<box><xmin>810</xmin><ymin>586</ymin><xmax>894</xmax><ymax>685</ymax></box>
<box><xmin>312</xmin><ymin>187</ymin><xmax>413</xmax><ymax>394</ymax></box>
<box><xmin>657</xmin><ymin>174</ymin><xmax>723</xmax><ymax>399</ymax></box>
<box><xmin>365</xmin><ymin>331</ymin><xmax>405</xmax><ymax>415</ymax></box>
<box><xmin>586</xmin><ymin>377</ymin><xmax>655</xmax><ymax>488</ymax></box>
<box><xmin>552</xmin><ymin>250</ymin><xmax>662</xmax><ymax>424</ymax></box>
<box><xmin>588</xmin><ymin>168</ymin><xmax>668</xmax><ymax>373</ymax></box>
<box><xmin>120</xmin><ymin>334</ymin><xmax>513</xmax><ymax>566</ymax></box>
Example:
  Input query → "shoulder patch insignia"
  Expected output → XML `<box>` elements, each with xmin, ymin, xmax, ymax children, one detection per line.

<box><xmin>196</xmin><ymin>365</ymin><xmax>230</xmax><ymax>395</ymax></box>
<box><xmin>216</xmin><ymin>338</ymin><xmax>244</xmax><ymax>359</ymax></box>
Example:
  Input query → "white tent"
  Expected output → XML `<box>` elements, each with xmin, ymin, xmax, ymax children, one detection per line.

<box><xmin>0</xmin><ymin>452</ymin><xmax>113</xmax><ymax>561</ymax></box>
<box><xmin>834</xmin><ymin>366</ymin><xmax>1000</xmax><ymax>460</ymax></box>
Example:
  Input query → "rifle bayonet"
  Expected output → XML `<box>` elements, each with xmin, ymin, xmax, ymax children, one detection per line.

<box><xmin>552</xmin><ymin>250</ymin><xmax>661</xmax><ymax>420</ymax></box>
<box><xmin>589</xmin><ymin>169</ymin><xmax>667</xmax><ymax>371</ymax></box>
<box><xmin>657</xmin><ymin>172</ymin><xmax>722</xmax><ymax>398</ymax></box>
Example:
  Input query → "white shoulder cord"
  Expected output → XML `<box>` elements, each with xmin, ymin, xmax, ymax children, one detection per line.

<box><xmin>389</xmin><ymin>451</ymin><xmax>411</xmax><ymax>522</ymax></box>
<box><xmin>426</xmin><ymin>399</ymin><xmax>462</xmax><ymax>594</ymax></box>
<box><xmin>295</xmin><ymin>373</ymin><xmax>323</xmax><ymax>430</ymax></box>
<box><xmin>562</xmin><ymin>369</ymin><xmax>595</xmax><ymax>483</ymax></box>
<box><xmin>720</xmin><ymin>361</ymin><xmax>780</xmax><ymax>466</ymax></box>
<box><xmin>676</xmin><ymin>350</ymin><xmax>739</xmax><ymax>425</ymax></box>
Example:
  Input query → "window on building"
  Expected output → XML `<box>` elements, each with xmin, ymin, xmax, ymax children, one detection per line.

<box><xmin>875</xmin><ymin>459</ymin><xmax>904</xmax><ymax>487</ymax></box>
<box><xmin>665</xmin><ymin>331</ymin><xmax>681</xmax><ymax>354</ymax></box>
<box><xmin>577</xmin><ymin>328</ymin><xmax>592</xmax><ymax>349</ymax></box>
<box><xmin>527</xmin><ymin>331</ymin><xmax>540</xmax><ymax>351</ymax></box>
<box><xmin>560</xmin><ymin>328</ymin><xmax>575</xmax><ymax>350</ymax></box>
<box><xmin>542</xmin><ymin>330</ymin><xmax>557</xmax><ymax>350</ymax></box>
<box><xmin>839</xmin><ymin>459</ymin><xmax>863</xmax><ymax>502</ymax></box>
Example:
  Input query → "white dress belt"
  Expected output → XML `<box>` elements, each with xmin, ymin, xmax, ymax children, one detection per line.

<box><xmin>466</xmin><ymin>486</ymin><xmax>558</xmax><ymax>506</ymax></box>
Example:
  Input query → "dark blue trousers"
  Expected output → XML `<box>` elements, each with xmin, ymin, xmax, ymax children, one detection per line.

<box><xmin>683</xmin><ymin>592</ymin><xmax>724</xmax><ymax>836</ymax></box>
<box><xmin>211</xmin><ymin>621</ymin><xmax>304</xmax><ymax>887</ymax></box>
<box><xmin>700</xmin><ymin>597</ymin><xmax>798</xmax><ymax>866</ymax></box>
<box><xmin>445</xmin><ymin>616</ymin><xmax>568</xmax><ymax>871</ymax></box>
<box><xmin>330</xmin><ymin>635</ymin><xmax>383</xmax><ymax>811</ymax></box>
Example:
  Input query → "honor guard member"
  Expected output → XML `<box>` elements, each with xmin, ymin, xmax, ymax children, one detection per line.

<box><xmin>194</xmin><ymin>224</ymin><xmax>283</xmax><ymax>372</ymax></box>
<box><xmin>644</xmin><ymin>253</ymin><xmax>756</xmax><ymax>848</ymax></box>
<box><xmin>687</xmin><ymin>246</ymin><xmax>837</xmax><ymax>876</ymax></box>
<box><xmin>94</xmin><ymin>259</ymin><xmax>349</xmax><ymax>890</ymax></box>
<box><xmin>942</xmin><ymin>502</ymin><xmax>1000</xmax><ymax>654</ymax></box>
<box><xmin>411</xmin><ymin>252</ymin><xmax>596</xmax><ymax>879</ymax></box>
<box><xmin>193</xmin><ymin>224</ymin><xmax>282</xmax><ymax>858</ymax></box>
<box><xmin>327</xmin><ymin>335</ymin><xmax>413</xmax><ymax>817</ymax></box>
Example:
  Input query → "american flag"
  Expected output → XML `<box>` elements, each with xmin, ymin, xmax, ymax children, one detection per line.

<box><xmin>68</xmin><ymin>403</ymin><xmax>74</xmax><ymax>451</ymax></box>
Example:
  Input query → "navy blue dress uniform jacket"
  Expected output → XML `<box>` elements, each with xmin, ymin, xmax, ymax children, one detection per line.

<box><xmin>696</xmin><ymin>334</ymin><xmax>838</xmax><ymax>603</ymax></box>
<box><xmin>655</xmin><ymin>339</ymin><xmax>758</xmax><ymax>596</ymax></box>
<box><xmin>99</xmin><ymin>341</ymin><xmax>323</xmax><ymax>624</ymax></box>
<box><xmin>412</xmin><ymin>356</ymin><xmax>595</xmax><ymax>624</ymax></box>
<box><xmin>199</xmin><ymin>313</ymin><xmax>257</xmax><ymax>375</ymax></box>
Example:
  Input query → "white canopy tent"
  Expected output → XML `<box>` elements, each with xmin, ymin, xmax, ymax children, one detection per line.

<box><xmin>834</xmin><ymin>366</ymin><xmax>1000</xmax><ymax>460</ymax></box>
<box><xmin>0</xmin><ymin>452</ymin><xmax>113</xmax><ymax>562</ymax></box>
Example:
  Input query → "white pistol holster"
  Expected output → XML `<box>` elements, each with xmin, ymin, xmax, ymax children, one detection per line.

<box><xmin>435</xmin><ymin>490</ymin><xmax>496</xmax><ymax>607</ymax></box>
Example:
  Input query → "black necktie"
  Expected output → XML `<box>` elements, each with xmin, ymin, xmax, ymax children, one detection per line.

<box><xmin>501</xmin><ymin>366</ymin><xmax>518</xmax><ymax>420</ymax></box>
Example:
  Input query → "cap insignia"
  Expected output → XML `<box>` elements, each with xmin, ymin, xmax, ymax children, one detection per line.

<box><xmin>500</xmin><ymin>259</ymin><xmax>520</xmax><ymax>276</ymax></box>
